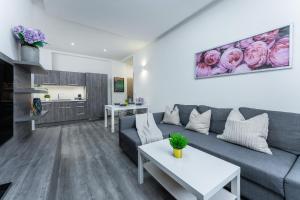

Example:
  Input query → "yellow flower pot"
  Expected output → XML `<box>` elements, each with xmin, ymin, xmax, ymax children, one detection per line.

<box><xmin>173</xmin><ymin>149</ymin><xmax>183</xmax><ymax>158</ymax></box>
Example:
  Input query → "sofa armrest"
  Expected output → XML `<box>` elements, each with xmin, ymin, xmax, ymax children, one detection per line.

<box><xmin>119</xmin><ymin>115</ymin><xmax>136</xmax><ymax>131</ymax></box>
<box><xmin>153</xmin><ymin>112</ymin><xmax>164</xmax><ymax>124</ymax></box>
<box><xmin>119</xmin><ymin>112</ymin><xmax>164</xmax><ymax>131</ymax></box>
<box><xmin>285</xmin><ymin>157</ymin><xmax>300</xmax><ymax>200</ymax></box>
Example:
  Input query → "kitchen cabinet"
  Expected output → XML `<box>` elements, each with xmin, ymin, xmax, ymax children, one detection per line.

<box><xmin>86</xmin><ymin>73</ymin><xmax>108</xmax><ymax>120</ymax></box>
<box><xmin>37</xmin><ymin>102</ymin><xmax>54</xmax><ymax>124</ymax></box>
<box><xmin>67</xmin><ymin>72</ymin><xmax>86</xmax><ymax>86</ymax></box>
<box><xmin>74</xmin><ymin>101</ymin><xmax>87</xmax><ymax>120</ymax></box>
<box><xmin>36</xmin><ymin>70</ymin><xmax>86</xmax><ymax>86</ymax></box>
<box><xmin>36</xmin><ymin>101</ymin><xmax>87</xmax><ymax>125</ymax></box>
<box><xmin>34</xmin><ymin>70</ymin><xmax>60</xmax><ymax>85</ymax></box>
<box><xmin>60</xmin><ymin>71</ymin><xmax>85</xmax><ymax>86</ymax></box>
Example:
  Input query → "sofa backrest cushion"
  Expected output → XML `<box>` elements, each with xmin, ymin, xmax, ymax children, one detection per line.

<box><xmin>239</xmin><ymin>107</ymin><xmax>300</xmax><ymax>155</ymax></box>
<box><xmin>174</xmin><ymin>104</ymin><xmax>197</xmax><ymax>126</ymax></box>
<box><xmin>197</xmin><ymin>105</ymin><xmax>232</xmax><ymax>134</ymax></box>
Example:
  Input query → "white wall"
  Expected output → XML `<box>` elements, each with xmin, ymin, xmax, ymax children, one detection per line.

<box><xmin>0</xmin><ymin>0</ymin><xmax>33</xmax><ymax>59</ymax></box>
<box><xmin>133</xmin><ymin>0</ymin><xmax>300</xmax><ymax>113</ymax></box>
<box><xmin>111</xmin><ymin>61</ymin><xmax>133</xmax><ymax>104</ymax></box>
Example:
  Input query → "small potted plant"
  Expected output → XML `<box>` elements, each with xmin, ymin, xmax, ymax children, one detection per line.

<box><xmin>169</xmin><ymin>132</ymin><xmax>189</xmax><ymax>158</ymax></box>
<box><xmin>12</xmin><ymin>25</ymin><xmax>47</xmax><ymax>63</ymax></box>
<box><xmin>44</xmin><ymin>94</ymin><xmax>50</xmax><ymax>101</ymax></box>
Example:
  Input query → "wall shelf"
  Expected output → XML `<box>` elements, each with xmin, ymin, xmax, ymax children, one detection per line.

<box><xmin>13</xmin><ymin>60</ymin><xmax>47</xmax><ymax>74</ymax></box>
<box><xmin>14</xmin><ymin>88</ymin><xmax>48</xmax><ymax>94</ymax></box>
<box><xmin>15</xmin><ymin>110</ymin><xmax>49</xmax><ymax>123</ymax></box>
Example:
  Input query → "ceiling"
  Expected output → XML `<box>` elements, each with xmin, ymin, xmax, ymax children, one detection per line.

<box><xmin>38</xmin><ymin>0</ymin><xmax>215</xmax><ymax>60</ymax></box>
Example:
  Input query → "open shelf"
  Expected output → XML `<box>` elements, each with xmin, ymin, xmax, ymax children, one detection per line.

<box><xmin>13</xmin><ymin>60</ymin><xmax>47</xmax><ymax>74</ymax></box>
<box><xmin>144</xmin><ymin>162</ymin><xmax>236</xmax><ymax>200</ymax></box>
<box><xmin>15</xmin><ymin>110</ymin><xmax>49</xmax><ymax>123</ymax></box>
<box><xmin>15</xmin><ymin>88</ymin><xmax>48</xmax><ymax>94</ymax></box>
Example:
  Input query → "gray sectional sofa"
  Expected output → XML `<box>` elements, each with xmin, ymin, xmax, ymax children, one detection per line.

<box><xmin>119</xmin><ymin>105</ymin><xmax>300</xmax><ymax>200</ymax></box>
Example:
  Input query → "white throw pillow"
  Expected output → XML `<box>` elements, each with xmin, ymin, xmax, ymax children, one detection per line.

<box><xmin>217</xmin><ymin>110</ymin><xmax>272</xmax><ymax>154</ymax></box>
<box><xmin>185</xmin><ymin>109</ymin><xmax>211</xmax><ymax>135</ymax></box>
<box><xmin>162</xmin><ymin>106</ymin><xmax>181</xmax><ymax>126</ymax></box>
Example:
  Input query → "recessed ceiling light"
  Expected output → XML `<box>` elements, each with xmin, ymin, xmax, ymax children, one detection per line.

<box><xmin>103</xmin><ymin>49</ymin><xmax>107</xmax><ymax>52</ymax></box>
<box><xmin>70</xmin><ymin>42</ymin><xmax>75</xmax><ymax>46</ymax></box>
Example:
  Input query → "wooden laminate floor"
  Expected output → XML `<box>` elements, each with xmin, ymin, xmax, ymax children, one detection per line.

<box><xmin>56</xmin><ymin>120</ymin><xmax>174</xmax><ymax>200</ymax></box>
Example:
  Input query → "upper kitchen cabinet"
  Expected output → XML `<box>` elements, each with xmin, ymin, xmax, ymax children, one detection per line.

<box><xmin>59</xmin><ymin>71</ymin><xmax>86</xmax><ymax>86</ymax></box>
<box><xmin>66</xmin><ymin>72</ymin><xmax>86</xmax><ymax>86</ymax></box>
<box><xmin>35</xmin><ymin>70</ymin><xmax>86</xmax><ymax>86</ymax></box>
<box><xmin>34</xmin><ymin>70</ymin><xmax>60</xmax><ymax>85</ymax></box>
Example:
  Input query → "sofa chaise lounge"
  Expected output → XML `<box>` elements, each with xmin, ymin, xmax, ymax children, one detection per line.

<box><xmin>119</xmin><ymin>105</ymin><xmax>300</xmax><ymax>200</ymax></box>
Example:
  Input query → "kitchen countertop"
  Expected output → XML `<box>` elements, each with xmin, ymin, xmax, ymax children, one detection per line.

<box><xmin>41</xmin><ymin>99</ymin><xmax>86</xmax><ymax>103</ymax></box>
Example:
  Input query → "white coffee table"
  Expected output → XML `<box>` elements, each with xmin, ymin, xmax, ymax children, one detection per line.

<box><xmin>138</xmin><ymin>139</ymin><xmax>240</xmax><ymax>200</ymax></box>
<box><xmin>104</xmin><ymin>104</ymin><xmax>148</xmax><ymax>133</ymax></box>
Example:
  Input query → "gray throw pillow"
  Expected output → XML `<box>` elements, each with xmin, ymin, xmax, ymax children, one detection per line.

<box><xmin>217</xmin><ymin>109</ymin><xmax>272</xmax><ymax>154</ymax></box>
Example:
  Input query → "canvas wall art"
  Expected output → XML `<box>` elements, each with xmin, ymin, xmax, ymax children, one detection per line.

<box><xmin>114</xmin><ymin>77</ymin><xmax>125</xmax><ymax>92</ymax></box>
<box><xmin>195</xmin><ymin>25</ymin><xmax>291</xmax><ymax>79</ymax></box>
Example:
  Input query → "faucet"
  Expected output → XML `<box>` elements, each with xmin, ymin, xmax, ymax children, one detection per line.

<box><xmin>58</xmin><ymin>94</ymin><xmax>60</xmax><ymax>100</ymax></box>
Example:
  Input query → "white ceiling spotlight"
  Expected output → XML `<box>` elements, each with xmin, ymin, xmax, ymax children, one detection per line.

<box><xmin>103</xmin><ymin>49</ymin><xmax>107</xmax><ymax>52</ymax></box>
<box><xmin>70</xmin><ymin>42</ymin><xmax>75</xmax><ymax>46</ymax></box>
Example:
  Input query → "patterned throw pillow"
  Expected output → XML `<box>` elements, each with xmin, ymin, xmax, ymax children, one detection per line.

<box><xmin>217</xmin><ymin>109</ymin><xmax>272</xmax><ymax>154</ymax></box>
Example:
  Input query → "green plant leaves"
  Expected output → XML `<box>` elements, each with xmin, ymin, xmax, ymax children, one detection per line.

<box><xmin>169</xmin><ymin>132</ymin><xmax>188</xmax><ymax>150</ymax></box>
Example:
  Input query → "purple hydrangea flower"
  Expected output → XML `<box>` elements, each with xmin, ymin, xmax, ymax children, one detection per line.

<box><xmin>12</xmin><ymin>25</ymin><xmax>47</xmax><ymax>47</ymax></box>
<box><xmin>24</xmin><ymin>28</ymin><xmax>35</xmax><ymax>44</ymax></box>
<box><xmin>12</xmin><ymin>25</ymin><xmax>25</xmax><ymax>38</ymax></box>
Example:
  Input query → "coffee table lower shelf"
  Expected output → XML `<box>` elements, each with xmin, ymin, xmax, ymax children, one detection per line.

<box><xmin>144</xmin><ymin>162</ymin><xmax>236</xmax><ymax>200</ymax></box>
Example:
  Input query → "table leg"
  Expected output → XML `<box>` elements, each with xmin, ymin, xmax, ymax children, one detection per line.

<box><xmin>138</xmin><ymin>150</ymin><xmax>144</xmax><ymax>184</ymax></box>
<box><xmin>231</xmin><ymin>174</ymin><xmax>240</xmax><ymax>200</ymax></box>
<box><xmin>111</xmin><ymin>109</ymin><xmax>115</xmax><ymax>133</ymax></box>
<box><xmin>104</xmin><ymin>108</ymin><xmax>108</xmax><ymax>128</ymax></box>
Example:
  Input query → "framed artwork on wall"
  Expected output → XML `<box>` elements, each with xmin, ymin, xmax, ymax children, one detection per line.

<box><xmin>114</xmin><ymin>77</ymin><xmax>125</xmax><ymax>92</ymax></box>
<box><xmin>195</xmin><ymin>25</ymin><xmax>292</xmax><ymax>79</ymax></box>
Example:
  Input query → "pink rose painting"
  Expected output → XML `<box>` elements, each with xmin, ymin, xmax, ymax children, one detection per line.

<box><xmin>244</xmin><ymin>41</ymin><xmax>268</xmax><ymax>69</ymax></box>
<box><xmin>195</xmin><ymin>25</ymin><xmax>290</xmax><ymax>79</ymax></box>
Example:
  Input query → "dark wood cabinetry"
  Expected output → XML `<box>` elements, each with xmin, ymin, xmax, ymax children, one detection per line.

<box><xmin>35</xmin><ymin>70</ymin><xmax>108</xmax><ymax>124</ymax></box>
<box><xmin>86</xmin><ymin>73</ymin><xmax>108</xmax><ymax>120</ymax></box>
<box><xmin>35</xmin><ymin>70</ymin><xmax>86</xmax><ymax>86</ymax></box>
<box><xmin>36</xmin><ymin>101</ymin><xmax>87</xmax><ymax>124</ymax></box>
<box><xmin>35</xmin><ymin>70</ymin><xmax>60</xmax><ymax>85</ymax></box>
<box><xmin>67</xmin><ymin>72</ymin><xmax>86</xmax><ymax>86</ymax></box>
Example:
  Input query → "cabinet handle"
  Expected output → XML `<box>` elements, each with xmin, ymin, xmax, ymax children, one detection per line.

<box><xmin>65</xmin><ymin>107</ymin><xmax>72</xmax><ymax>109</ymax></box>
<box><xmin>43</xmin><ymin>82</ymin><xmax>56</xmax><ymax>85</ymax></box>
<box><xmin>76</xmin><ymin>113</ymin><xmax>85</xmax><ymax>115</ymax></box>
<box><xmin>76</xmin><ymin>106</ymin><xmax>85</xmax><ymax>108</ymax></box>
<box><xmin>68</xmin><ymin>84</ymin><xmax>79</xmax><ymax>86</ymax></box>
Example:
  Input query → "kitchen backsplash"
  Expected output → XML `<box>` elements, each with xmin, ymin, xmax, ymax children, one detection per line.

<box><xmin>34</xmin><ymin>85</ymin><xmax>86</xmax><ymax>100</ymax></box>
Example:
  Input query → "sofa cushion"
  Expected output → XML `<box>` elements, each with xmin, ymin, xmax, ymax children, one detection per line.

<box><xmin>285</xmin><ymin>157</ymin><xmax>300</xmax><ymax>200</ymax></box>
<box><xmin>197</xmin><ymin>105</ymin><xmax>232</xmax><ymax>134</ymax></box>
<box><xmin>120</xmin><ymin>124</ymin><xmax>184</xmax><ymax>147</ymax></box>
<box><xmin>162</xmin><ymin>106</ymin><xmax>181</xmax><ymax>125</ymax></box>
<box><xmin>180</xmin><ymin>131</ymin><xmax>296</xmax><ymax>196</ymax></box>
<box><xmin>185</xmin><ymin>109</ymin><xmax>211</xmax><ymax>135</ymax></box>
<box><xmin>239</xmin><ymin>107</ymin><xmax>300</xmax><ymax>155</ymax></box>
<box><xmin>174</xmin><ymin>104</ymin><xmax>197</xmax><ymax>126</ymax></box>
<box><xmin>217</xmin><ymin>110</ymin><xmax>272</xmax><ymax>154</ymax></box>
